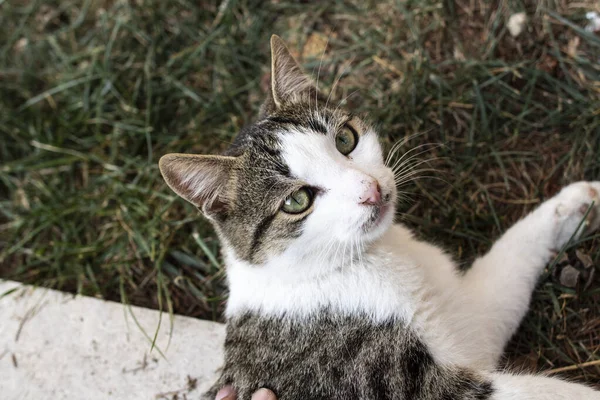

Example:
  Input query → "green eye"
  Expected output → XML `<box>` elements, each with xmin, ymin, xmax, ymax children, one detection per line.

<box><xmin>335</xmin><ymin>125</ymin><xmax>358</xmax><ymax>155</ymax></box>
<box><xmin>282</xmin><ymin>187</ymin><xmax>313</xmax><ymax>214</ymax></box>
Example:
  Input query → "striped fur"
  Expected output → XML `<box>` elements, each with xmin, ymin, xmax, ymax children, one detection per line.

<box><xmin>206</xmin><ymin>312</ymin><xmax>493</xmax><ymax>400</ymax></box>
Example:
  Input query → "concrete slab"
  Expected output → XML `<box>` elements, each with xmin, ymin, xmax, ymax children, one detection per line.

<box><xmin>0</xmin><ymin>280</ymin><xmax>225</xmax><ymax>400</ymax></box>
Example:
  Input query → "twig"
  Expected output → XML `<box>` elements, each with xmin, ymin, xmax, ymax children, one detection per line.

<box><xmin>544</xmin><ymin>360</ymin><xmax>600</xmax><ymax>375</ymax></box>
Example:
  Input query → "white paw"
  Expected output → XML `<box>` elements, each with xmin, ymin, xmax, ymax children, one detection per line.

<box><xmin>552</xmin><ymin>181</ymin><xmax>600</xmax><ymax>248</ymax></box>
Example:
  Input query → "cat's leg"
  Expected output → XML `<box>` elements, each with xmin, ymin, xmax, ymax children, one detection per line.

<box><xmin>488</xmin><ymin>372</ymin><xmax>600</xmax><ymax>399</ymax></box>
<box><xmin>457</xmin><ymin>181</ymin><xmax>600</xmax><ymax>368</ymax></box>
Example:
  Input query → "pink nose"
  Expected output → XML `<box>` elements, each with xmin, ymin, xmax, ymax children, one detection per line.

<box><xmin>360</xmin><ymin>180</ymin><xmax>381</xmax><ymax>205</ymax></box>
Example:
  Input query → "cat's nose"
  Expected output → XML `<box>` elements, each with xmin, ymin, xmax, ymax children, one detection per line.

<box><xmin>359</xmin><ymin>180</ymin><xmax>381</xmax><ymax>205</ymax></box>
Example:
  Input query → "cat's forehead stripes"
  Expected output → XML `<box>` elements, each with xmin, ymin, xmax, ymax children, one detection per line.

<box><xmin>269</xmin><ymin>116</ymin><xmax>328</xmax><ymax>135</ymax></box>
<box><xmin>218</xmin><ymin>112</ymin><xmax>330</xmax><ymax>264</ymax></box>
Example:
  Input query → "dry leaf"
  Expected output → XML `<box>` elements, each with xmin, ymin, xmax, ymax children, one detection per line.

<box><xmin>302</xmin><ymin>33</ymin><xmax>328</xmax><ymax>60</ymax></box>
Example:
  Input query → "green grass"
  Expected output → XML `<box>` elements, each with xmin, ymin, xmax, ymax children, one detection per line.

<box><xmin>1</xmin><ymin>0</ymin><xmax>600</xmax><ymax>386</ymax></box>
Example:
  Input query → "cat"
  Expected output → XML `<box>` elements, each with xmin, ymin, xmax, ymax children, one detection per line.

<box><xmin>159</xmin><ymin>35</ymin><xmax>600</xmax><ymax>400</ymax></box>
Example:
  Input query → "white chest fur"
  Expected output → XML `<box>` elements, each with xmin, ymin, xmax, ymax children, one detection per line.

<box><xmin>224</xmin><ymin>228</ymin><xmax>424</xmax><ymax>324</ymax></box>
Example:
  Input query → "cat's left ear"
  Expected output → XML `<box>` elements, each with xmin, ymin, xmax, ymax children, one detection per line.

<box><xmin>261</xmin><ymin>35</ymin><xmax>318</xmax><ymax>115</ymax></box>
<box><xmin>159</xmin><ymin>153</ymin><xmax>236</xmax><ymax>217</ymax></box>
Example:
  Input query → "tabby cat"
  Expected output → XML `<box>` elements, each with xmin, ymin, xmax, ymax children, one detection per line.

<box><xmin>159</xmin><ymin>35</ymin><xmax>600</xmax><ymax>400</ymax></box>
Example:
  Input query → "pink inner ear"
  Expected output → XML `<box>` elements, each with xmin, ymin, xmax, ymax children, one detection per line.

<box><xmin>180</xmin><ymin>163</ymin><xmax>230</xmax><ymax>213</ymax></box>
<box><xmin>159</xmin><ymin>154</ymin><xmax>235</xmax><ymax>212</ymax></box>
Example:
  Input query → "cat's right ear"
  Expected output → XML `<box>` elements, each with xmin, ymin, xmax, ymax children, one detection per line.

<box><xmin>159</xmin><ymin>154</ymin><xmax>236</xmax><ymax>216</ymax></box>
<box><xmin>261</xmin><ymin>35</ymin><xmax>317</xmax><ymax>116</ymax></box>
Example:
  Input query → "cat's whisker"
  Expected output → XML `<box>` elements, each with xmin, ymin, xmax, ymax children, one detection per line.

<box><xmin>317</xmin><ymin>235</ymin><xmax>337</xmax><ymax>267</ymax></box>
<box><xmin>393</xmin><ymin>157</ymin><xmax>446</xmax><ymax>178</ymax></box>
<box><xmin>245</xmin><ymin>168</ymin><xmax>280</xmax><ymax>174</ymax></box>
<box><xmin>325</xmin><ymin>56</ymin><xmax>356</xmax><ymax>112</ymax></box>
<box><xmin>392</xmin><ymin>161</ymin><xmax>440</xmax><ymax>186</ymax></box>
<box><xmin>343</xmin><ymin>239</ymin><xmax>350</xmax><ymax>272</ymax></box>
<box><xmin>342</xmin><ymin>241</ymin><xmax>348</xmax><ymax>271</ymax></box>
<box><xmin>385</xmin><ymin>136</ymin><xmax>426</xmax><ymax>167</ymax></box>
<box><xmin>313</xmin><ymin>34</ymin><xmax>331</xmax><ymax>116</ymax></box>
<box><xmin>335</xmin><ymin>240</ymin><xmax>343</xmax><ymax>269</ymax></box>
<box><xmin>389</xmin><ymin>142</ymin><xmax>443</xmax><ymax>168</ymax></box>
<box><xmin>360</xmin><ymin>239</ymin><xmax>366</xmax><ymax>266</ymax></box>
<box><xmin>316</xmin><ymin>236</ymin><xmax>330</xmax><ymax>259</ymax></box>
<box><xmin>353</xmin><ymin>236</ymin><xmax>359</xmax><ymax>266</ymax></box>
<box><xmin>355</xmin><ymin>236</ymin><xmax>359</xmax><ymax>263</ymax></box>
<box><xmin>332</xmin><ymin>88</ymin><xmax>360</xmax><ymax>117</ymax></box>
<box><xmin>250</xmin><ymin>173</ymin><xmax>297</xmax><ymax>187</ymax></box>
<box><xmin>350</xmin><ymin>236</ymin><xmax>354</xmax><ymax>271</ymax></box>
<box><xmin>325</xmin><ymin>239</ymin><xmax>339</xmax><ymax>266</ymax></box>
<box><xmin>260</xmin><ymin>153</ymin><xmax>288</xmax><ymax>170</ymax></box>
<box><xmin>337</xmin><ymin>240</ymin><xmax>346</xmax><ymax>273</ymax></box>
<box><xmin>355</xmin><ymin>235</ymin><xmax>365</xmax><ymax>266</ymax></box>
<box><xmin>384</xmin><ymin>140</ymin><xmax>406</xmax><ymax>166</ymax></box>
<box><xmin>393</xmin><ymin>154</ymin><xmax>445</xmax><ymax>172</ymax></box>
<box><xmin>260</xmin><ymin>180</ymin><xmax>290</xmax><ymax>204</ymax></box>
<box><xmin>247</xmin><ymin>170</ymin><xmax>282</xmax><ymax>180</ymax></box>
<box><xmin>389</xmin><ymin>142</ymin><xmax>443</xmax><ymax>172</ymax></box>
<box><xmin>391</xmin><ymin>153</ymin><xmax>446</xmax><ymax>177</ymax></box>
<box><xmin>352</xmin><ymin>234</ymin><xmax>357</xmax><ymax>261</ymax></box>
<box><xmin>385</xmin><ymin>131</ymin><xmax>434</xmax><ymax>165</ymax></box>
<box><xmin>394</xmin><ymin>168</ymin><xmax>441</xmax><ymax>184</ymax></box>
<box><xmin>394</xmin><ymin>168</ymin><xmax>445</xmax><ymax>190</ymax></box>
<box><xmin>393</xmin><ymin>156</ymin><xmax>436</xmax><ymax>176</ymax></box>
<box><xmin>331</xmin><ymin>239</ymin><xmax>342</xmax><ymax>271</ymax></box>
<box><xmin>395</xmin><ymin>175</ymin><xmax>449</xmax><ymax>189</ymax></box>
<box><xmin>385</xmin><ymin>134</ymin><xmax>439</xmax><ymax>167</ymax></box>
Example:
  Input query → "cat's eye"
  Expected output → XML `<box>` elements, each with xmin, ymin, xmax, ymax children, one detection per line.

<box><xmin>335</xmin><ymin>125</ymin><xmax>358</xmax><ymax>155</ymax></box>
<box><xmin>282</xmin><ymin>187</ymin><xmax>313</xmax><ymax>214</ymax></box>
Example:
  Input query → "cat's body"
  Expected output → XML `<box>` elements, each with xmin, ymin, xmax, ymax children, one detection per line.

<box><xmin>160</xmin><ymin>36</ymin><xmax>600</xmax><ymax>399</ymax></box>
<box><xmin>219</xmin><ymin>311</ymin><xmax>493</xmax><ymax>400</ymax></box>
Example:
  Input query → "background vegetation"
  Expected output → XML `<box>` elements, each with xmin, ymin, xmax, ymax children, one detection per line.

<box><xmin>1</xmin><ymin>0</ymin><xmax>600</xmax><ymax>387</ymax></box>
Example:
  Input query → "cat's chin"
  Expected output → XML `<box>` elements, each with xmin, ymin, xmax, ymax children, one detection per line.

<box><xmin>360</xmin><ymin>202</ymin><xmax>395</xmax><ymax>242</ymax></box>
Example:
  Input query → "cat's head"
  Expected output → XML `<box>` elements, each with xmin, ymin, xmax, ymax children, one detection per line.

<box><xmin>160</xmin><ymin>35</ymin><xmax>396</xmax><ymax>270</ymax></box>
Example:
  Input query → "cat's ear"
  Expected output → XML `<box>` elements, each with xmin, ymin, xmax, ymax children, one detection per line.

<box><xmin>159</xmin><ymin>154</ymin><xmax>236</xmax><ymax>216</ymax></box>
<box><xmin>263</xmin><ymin>35</ymin><xmax>317</xmax><ymax>113</ymax></box>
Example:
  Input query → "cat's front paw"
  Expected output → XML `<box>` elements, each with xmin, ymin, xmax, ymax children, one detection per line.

<box><xmin>551</xmin><ymin>181</ymin><xmax>600</xmax><ymax>248</ymax></box>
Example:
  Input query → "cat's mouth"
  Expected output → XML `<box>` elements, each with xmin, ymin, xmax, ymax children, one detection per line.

<box><xmin>361</xmin><ymin>199</ymin><xmax>393</xmax><ymax>233</ymax></box>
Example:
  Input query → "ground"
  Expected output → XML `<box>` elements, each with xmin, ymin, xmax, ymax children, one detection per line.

<box><xmin>1</xmin><ymin>0</ymin><xmax>600</xmax><ymax>387</ymax></box>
